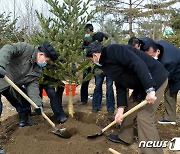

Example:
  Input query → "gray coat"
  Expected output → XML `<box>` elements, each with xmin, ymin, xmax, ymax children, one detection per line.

<box><xmin>0</xmin><ymin>42</ymin><xmax>42</xmax><ymax>106</ymax></box>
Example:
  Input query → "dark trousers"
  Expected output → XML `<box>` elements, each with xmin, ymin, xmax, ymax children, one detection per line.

<box><xmin>0</xmin><ymin>87</ymin><xmax>31</xmax><ymax>114</ymax></box>
<box><xmin>118</xmin><ymin>79</ymin><xmax>168</xmax><ymax>154</ymax></box>
<box><xmin>39</xmin><ymin>84</ymin><xmax>66</xmax><ymax>121</ymax></box>
<box><xmin>80</xmin><ymin>67</ymin><xmax>91</xmax><ymax>102</ymax></box>
<box><xmin>0</xmin><ymin>97</ymin><xmax>2</xmax><ymax>116</ymax></box>
<box><xmin>92</xmin><ymin>72</ymin><xmax>115</xmax><ymax>112</ymax></box>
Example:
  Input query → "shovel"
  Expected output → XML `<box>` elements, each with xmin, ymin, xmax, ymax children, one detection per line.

<box><xmin>109</xmin><ymin>148</ymin><xmax>121</xmax><ymax>154</ymax></box>
<box><xmin>3</xmin><ymin>75</ymin><xmax>71</xmax><ymax>139</ymax></box>
<box><xmin>87</xmin><ymin>100</ymin><xmax>148</xmax><ymax>138</ymax></box>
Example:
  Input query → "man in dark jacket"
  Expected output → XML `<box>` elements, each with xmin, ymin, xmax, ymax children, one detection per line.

<box><xmin>141</xmin><ymin>38</ymin><xmax>180</xmax><ymax>125</ymax></box>
<box><xmin>80</xmin><ymin>23</ymin><xmax>94</xmax><ymax>105</ymax></box>
<box><xmin>86</xmin><ymin>41</ymin><xmax>168</xmax><ymax>154</ymax></box>
<box><xmin>0</xmin><ymin>41</ymin><xmax>58</xmax><ymax>127</ymax></box>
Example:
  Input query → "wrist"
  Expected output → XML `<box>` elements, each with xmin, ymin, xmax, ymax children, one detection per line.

<box><xmin>146</xmin><ymin>87</ymin><xmax>155</xmax><ymax>94</ymax></box>
<box><xmin>117</xmin><ymin>107</ymin><xmax>125</xmax><ymax>112</ymax></box>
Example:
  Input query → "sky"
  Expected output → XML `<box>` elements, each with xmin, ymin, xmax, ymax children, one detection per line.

<box><xmin>0</xmin><ymin>0</ymin><xmax>179</xmax><ymax>32</ymax></box>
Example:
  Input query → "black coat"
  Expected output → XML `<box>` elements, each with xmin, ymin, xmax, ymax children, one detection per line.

<box><xmin>140</xmin><ymin>37</ymin><xmax>180</xmax><ymax>93</ymax></box>
<box><xmin>99</xmin><ymin>44</ymin><xmax>168</xmax><ymax>107</ymax></box>
<box><xmin>156</xmin><ymin>40</ymin><xmax>180</xmax><ymax>93</ymax></box>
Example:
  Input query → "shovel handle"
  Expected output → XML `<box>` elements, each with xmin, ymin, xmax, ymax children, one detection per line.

<box><xmin>102</xmin><ymin>100</ymin><xmax>148</xmax><ymax>133</ymax></box>
<box><xmin>3</xmin><ymin>75</ymin><xmax>56</xmax><ymax>129</ymax></box>
<box><xmin>109</xmin><ymin>148</ymin><xmax>121</xmax><ymax>154</ymax></box>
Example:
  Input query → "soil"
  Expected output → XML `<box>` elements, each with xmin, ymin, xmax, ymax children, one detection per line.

<box><xmin>0</xmin><ymin>82</ymin><xmax>180</xmax><ymax>154</ymax></box>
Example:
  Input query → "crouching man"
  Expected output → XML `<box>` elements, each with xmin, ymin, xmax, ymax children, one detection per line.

<box><xmin>0</xmin><ymin>41</ymin><xmax>58</xmax><ymax>127</ymax></box>
<box><xmin>86</xmin><ymin>41</ymin><xmax>168</xmax><ymax>154</ymax></box>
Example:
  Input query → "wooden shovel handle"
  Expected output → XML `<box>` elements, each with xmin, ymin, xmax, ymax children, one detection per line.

<box><xmin>3</xmin><ymin>75</ymin><xmax>56</xmax><ymax>129</ymax></box>
<box><xmin>109</xmin><ymin>148</ymin><xmax>121</xmax><ymax>154</ymax></box>
<box><xmin>102</xmin><ymin>100</ymin><xmax>148</xmax><ymax>133</ymax></box>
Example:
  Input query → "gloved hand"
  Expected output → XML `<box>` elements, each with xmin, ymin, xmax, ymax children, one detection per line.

<box><xmin>0</xmin><ymin>66</ymin><xmax>6</xmax><ymax>78</ymax></box>
<box><xmin>34</xmin><ymin>106</ymin><xmax>43</xmax><ymax>115</ymax></box>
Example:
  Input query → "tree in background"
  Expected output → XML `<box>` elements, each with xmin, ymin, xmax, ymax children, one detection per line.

<box><xmin>100</xmin><ymin>20</ymin><xmax>126</xmax><ymax>44</ymax></box>
<box><xmin>0</xmin><ymin>13</ymin><xmax>25</xmax><ymax>48</ymax></box>
<box><xmin>164</xmin><ymin>10</ymin><xmax>180</xmax><ymax>47</ymax></box>
<box><xmin>137</xmin><ymin>0</ymin><xmax>178</xmax><ymax>40</ymax></box>
<box><xmin>93</xmin><ymin>0</ymin><xmax>178</xmax><ymax>40</ymax></box>
<box><xmin>28</xmin><ymin>0</ymin><xmax>97</xmax><ymax>117</ymax></box>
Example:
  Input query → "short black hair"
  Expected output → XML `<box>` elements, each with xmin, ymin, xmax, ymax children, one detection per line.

<box><xmin>143</xmin><ymin>41</ymin><xmax>160</xmax><ymax>52</ymax></box>
<box><xmin>128</xmin><ymin>37</ymin><xmax>140</xmax><ymax>47</ymax></box>
<box><xmin>86</xmin><ymin>41</ymin><xmax>103</xmax><ymax>57</ymax></box>
<box><xmin>143</xmin><ymin>41</ymin><xmax>164</xmax><ymax>60</ymax></box>
<box><xmin>85</xmin><ymin>24</ymin><xmax>94</xmax><ymax>32</ymax></box>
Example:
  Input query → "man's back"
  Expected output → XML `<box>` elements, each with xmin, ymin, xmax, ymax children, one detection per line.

<box><xmin>100</xmin><ymin>44</ymin><xmax>168</xmax><ymax>90</ymax></box>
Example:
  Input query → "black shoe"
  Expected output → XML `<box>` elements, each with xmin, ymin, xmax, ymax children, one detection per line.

<box><xmin>0</xmin><ymin>148</ymin><xmax>5</xmax><ymax>154</ymax></box>
<box><xmin>19</xmin><ymin>121</ymin><xmax>37</xmax><ymax>127</ymax></box>
<box><xmin>92</xmin><ymin>109</ymin><xmax>100</xmax><ymax>113</ymax></box>
<box><xmin>81</xmin><ymin>101</ymin><xmax>87</xmax><ymax>105</ymax></box>
<box><xmin>58</xmin><ymin>116</ymin><xmax>67</xmax><ymax>124</ymax></box>
<box><xmin>19</xmin><ymin>112</ymin><xmax>37</xmax><ymax>128</ymax></box>
<box><xmin>107</xmin><ymin>110</ymin><xmax>114</xmax><ymax>115</ymax></box>
<box><xmin>108</xmin><ymin>134</ymin><xmax>129</xmax><ymax>145</ymax></box>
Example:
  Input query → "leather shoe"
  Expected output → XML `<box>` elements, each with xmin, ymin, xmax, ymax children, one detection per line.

<box><xmin>108</xmin><ymin>134</ymin><xmax>129</xmax><ymax>145</ymax></box>
<box><xmin>19</xmin><ymin>121</ymin><xmax>37</xmax><ymax>128</ymax></box>
<box><xmin>0</xmin><ymin>147</ymin><xmax>5</xmax><ymax>154</ymax></box>
<box><xmin>81</xmin><ymin>101</ymin><xmax>87</xmax><ymax>105</ymax></box>
<box><xmin>92</xmin><ymin>109</ymin><xmax>100</xmax><ymax>113</ymax></box>
<box><xmin>58</xmin><ymin>116</ymin><xmax>67</xmax><ymax>124</ymax></box>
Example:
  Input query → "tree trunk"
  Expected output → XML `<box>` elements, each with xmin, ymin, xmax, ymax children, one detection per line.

<box><xmin>68</xmin><ymin>83</ymin><xmax>74</xmax><ymax>117</ymax></box>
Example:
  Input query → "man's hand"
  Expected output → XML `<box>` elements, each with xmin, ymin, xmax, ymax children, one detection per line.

<box><xmin>34</xmin><ymin>106</ymin><xmax>43</xmax><ymax>115</ymax></box>
<box><xmin>0</xmin><ymin>66</ymin><xmax>6</xmax><ymax>78</ymax></box>
<box><xmin>115</xmin><ymin>107</ymin><xmax>125</xmax><ymax>124</ymax></box>
<box><xmin>146</xmin><ymin>91</ymin><xmax>157</xmax><ymax>104</ymax></box>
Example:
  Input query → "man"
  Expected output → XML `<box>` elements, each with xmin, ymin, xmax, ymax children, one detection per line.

<box><xmin>0</xmin><ymin>41</ymin><xmax>58</xmax><ymax>127</ymax></box>
<box><xmin>141</xmin><ymin>38</ymin><xmax>180</xmax><ymax>125</ymax></box>
<box><xmin>86</xmin><ymin>41</ymin><xmax>168</xmax><ymax>154</ymax></box>
<box><xmin>80</xmin><ymin>23</ymin><xmax>94</xmax><ymax>105</ymax></box>
<box><xmin>39</xmin><ymin>80</ymin><xmax>67</xmax><ymax>123</ymax></box>
<box><xmin>91</xmin><ymin>32</ymin><xmax>115</xmax><ymax>113</ymax></box>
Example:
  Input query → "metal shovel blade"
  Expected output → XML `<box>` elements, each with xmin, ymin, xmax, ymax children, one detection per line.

<box><xmin>52</xmin><ymin>128</ymin><xmax>72</xmax><ymax>139</ymax></box>
<box><xmin>87</xmin><ymin>130</ymin><xmax>103</xmax><ymax>139</ymax></box>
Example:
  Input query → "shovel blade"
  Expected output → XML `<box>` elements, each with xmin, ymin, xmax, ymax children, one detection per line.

<box><xmin>87</xmin><ymin>130</ymin><xmax>103</xmax><ymax>139</ymax></box>
<box><xmin>52</xmin><ymin>128</ymin><xmax>72</xmax><ymax>139</ymax></box>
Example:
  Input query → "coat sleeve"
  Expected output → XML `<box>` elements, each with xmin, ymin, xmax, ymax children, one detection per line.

<box><xmin>26</xmin><ymin>80</ymin><xmax>43</xmax><ymax>107</ymax></box>
<box><xmin>0</xmin><ymin>42</ymin><xmax>26</xmax><ymax>69</ymax></box>
<box><xmin>110</xmin><ymin>45</ymin><xmax>156</xmax><ymax>90</ymax></box>
<box><xmin>115</xmin><ymin>82</ymin><xmax>128</xmax><ymax>107</ymax></box>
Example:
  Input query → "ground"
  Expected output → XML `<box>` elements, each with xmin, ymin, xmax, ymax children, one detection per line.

<box><xmin>0</xmin><ymin>81</ymin><xmax>180</xmax><ymax>154</ymax></box>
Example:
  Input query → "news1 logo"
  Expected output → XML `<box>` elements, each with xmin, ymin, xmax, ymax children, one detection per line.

<box><xmin>169</xmin><ymin>137</ymin><xmax>180</xmax><ymax>151</ymax></box>
<box><xmin>139</xmin><ymin>137</ymin><xmax>180</xmax><ymax>151</ymax></box>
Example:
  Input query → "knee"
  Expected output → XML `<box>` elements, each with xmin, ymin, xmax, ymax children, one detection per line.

<box><xmin>137</xmin><ymin>114</ymin><xmax>155</xmax><ymax>126</ymax></box>
<box><xmin>46</xmin><ymin>85</ymin><xmax>56</xmax><ymax>97</ymax></box>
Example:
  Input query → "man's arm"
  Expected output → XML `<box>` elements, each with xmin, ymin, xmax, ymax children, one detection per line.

<box><xmin>0</xmin><ymin>42</ymin><xmax>27</xmax><ymax>69</ymax></box>
<box><xmin>26</xmin><ymin>80</ymin><xmax>43</xmax><ymax>107</ymax></box>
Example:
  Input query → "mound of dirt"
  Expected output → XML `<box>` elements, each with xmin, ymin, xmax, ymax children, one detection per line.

<box><xmin>1</xmin><ymin>86</ymin><xmax>180</xmax><ymax>154</ymax></box>
<box><xmin>0</xmin><ymin>112</ymin><xmax>138</xmax><ymax>154</ymax></box>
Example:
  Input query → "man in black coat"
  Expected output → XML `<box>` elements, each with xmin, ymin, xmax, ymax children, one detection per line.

<box><xmin>141</xmin><ymin>38</ymin><xmax>180</xmax><ymax>125</ymax></box>
<box><xmin>86</xmin><ymin>41</ymin><xmax>168</xmax><ymax>154</ymax></box>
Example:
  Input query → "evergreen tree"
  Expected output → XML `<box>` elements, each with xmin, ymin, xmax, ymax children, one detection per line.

<box><xmin>164</xmin><ymin>10</ymin><xmax>180</xmax><ymax>47</ymax></box>
<box><xmin>93</xmin><ymin>0</ymin><xmax>178</xmax><ymax>40</ymax></box>
<box><xmin>0</xmin><ymin>13</ymin><xmax>25</xmax><ymax>48</ymax></box>
<box><xmin>28</xmin><ymin>0</ymin><xmax>97</xmax><ymax>117</ymax></box>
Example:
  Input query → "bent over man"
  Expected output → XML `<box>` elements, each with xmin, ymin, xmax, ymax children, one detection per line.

<box><xmin>0</xmin><ymin>41</ymin><xmax>58</xmax><ymax>127</ymax></box>
<box><xmin>86</xmin><ymin>41</ymin><xmax>168</xmax><ymax>154</ymax></box>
